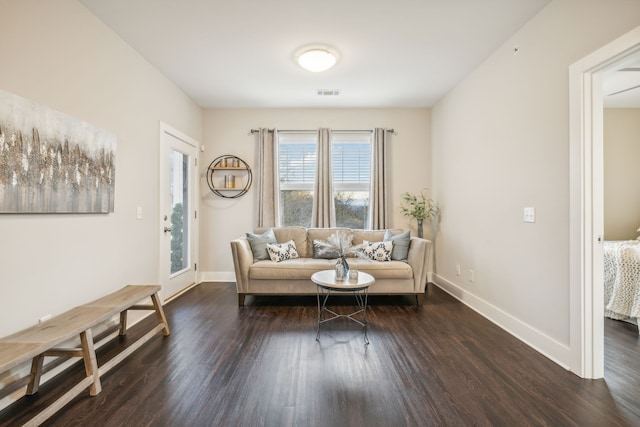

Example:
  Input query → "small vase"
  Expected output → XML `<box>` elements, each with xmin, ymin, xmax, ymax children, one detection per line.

<box><xmin>417</xmin><ymin>219</ymin><xmax>424</xmax><ymax>239</ymax></box>
<box><xmin>338</xmin><ymin>256</ymin><xmax>349</xmax><ymax>275</ymax></box>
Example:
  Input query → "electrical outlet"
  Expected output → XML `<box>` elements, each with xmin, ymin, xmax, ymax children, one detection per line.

<box><xmin>469</xmin><ymin>270</ymin><xmax>475</xmax><ymax>282</ymax></box>
<box><xmin>456</xmin><ymin>264</ymin><xmax>461</xmax><ymax>276</ymax></box>
<box><xmin>136</xmin><ymin>206</ymin><xmax>143</xmax><ymax>220</ymax></box>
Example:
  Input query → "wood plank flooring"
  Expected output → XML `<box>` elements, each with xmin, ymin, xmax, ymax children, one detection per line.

<box><xmin>1</xmin><ymin>282</ymin><xmax>639</xmax><ymax>426</ymax></box>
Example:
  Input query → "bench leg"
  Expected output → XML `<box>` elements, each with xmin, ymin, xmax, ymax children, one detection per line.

<box><xmin>119</xmin><ymin>311</ymin><xmax>128</xmax><ymax>336</ymax></box>
<box><xmin>80</xmin><ymin>329</ymin><xmax>102</xmax><ymax>396</ymax></box>
<box><xmin>151</xmin><ymin>292</ymin><xmax>171</xmax><ymax>336</ymax></box>
<box><xmin>26</xmin><ymin>354</ymin><xmax>45</xmax><ymax>395</ymax></box>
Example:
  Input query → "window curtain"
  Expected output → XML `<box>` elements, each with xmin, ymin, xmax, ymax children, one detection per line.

<box><xmin>369</xmin><ymin>128</ymin><xmax>388</xmax><ymax>229</ymax></box>
<box><xmin>257</xmin><ymin>128</ymin><xmax>278</xmax><ymax>227</ymax></box>
<box><xmin>311</xmin><ymin>128</ymin><xmax>335</xmax><ymax>228</ymax></box>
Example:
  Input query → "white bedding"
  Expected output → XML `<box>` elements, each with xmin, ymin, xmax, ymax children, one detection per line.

<box><xmin>603</xmin><ymin>240</ymin><xmax>640</xmax><ymax>321</ymax></box>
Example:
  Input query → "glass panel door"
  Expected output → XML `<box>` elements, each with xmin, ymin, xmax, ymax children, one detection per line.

<box><xmin>159</xmin><ymin>123</ymin><xmax>199</xmax><ymax>301</ymax></box>
<box><xmin>170</xmin><ymin>149</ymin><xmax>189</xmax><ymax>274</ymax></box>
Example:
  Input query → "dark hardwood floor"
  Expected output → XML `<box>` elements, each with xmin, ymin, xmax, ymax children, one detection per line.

<box><xmin>1</xmin><ymin>282</ymin><xmax>639</xmax><ymax>427</ymax></box>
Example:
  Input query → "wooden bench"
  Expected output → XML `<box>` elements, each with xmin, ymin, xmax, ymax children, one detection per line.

<box><xmin>0</xmin><ymin>285</ymin><xmax>170</xmax><ymax>427</ymax></box>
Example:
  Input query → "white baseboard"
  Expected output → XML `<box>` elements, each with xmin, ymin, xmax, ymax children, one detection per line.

<box><xmin>199</xmin><ymin>271</ymin><xmax>235</xmax><ymax>283</ymax></box>
<box><xmin>432</xmin><ymin>274</ymin><xmax>571</xmax><ymax>370</ymax></box>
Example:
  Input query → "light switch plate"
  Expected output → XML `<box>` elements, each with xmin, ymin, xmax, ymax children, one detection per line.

<box><xmin>136</xmin><ymin>206</ymin><xmax>143</xmax><ymax>220</ymax></box>
<box><xmin>523</xmin><ymin>207</ymin><xmax>535</xmax><ymax>223</ymax></box>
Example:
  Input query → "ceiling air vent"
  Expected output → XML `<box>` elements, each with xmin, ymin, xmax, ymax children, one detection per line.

<box><xmin>317</xmin><ymin>89</ymin><xmax>341</xmax><ymax>97</ymax></box>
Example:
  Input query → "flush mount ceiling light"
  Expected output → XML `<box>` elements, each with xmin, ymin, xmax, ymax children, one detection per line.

<box><xmin>296</xmin><ymin>46</ymin><xmax>339</xmax><ymax>72</ymax></box>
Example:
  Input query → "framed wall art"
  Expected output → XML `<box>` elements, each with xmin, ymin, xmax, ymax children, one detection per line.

<box><xmin>0</xmin><ymin>89</ymin><xmax>116</xmax><ymax>213</ymax></box>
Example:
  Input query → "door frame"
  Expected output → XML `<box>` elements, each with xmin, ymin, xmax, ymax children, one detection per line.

<box><xmin>569</xmin><ymin>25</ymin><xmax>640</xmax><ymax>379</ymax></box>
<box><xmin>158</xmin><ymin>121</ymin><xmax>200</xmax><ymax>302</ymax></box>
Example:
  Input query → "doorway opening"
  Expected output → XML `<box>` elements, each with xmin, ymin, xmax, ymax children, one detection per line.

<box><xmin>569</xmin><ymin>26</ymin><xmax>640</xmax><ymax>379</ymax></box>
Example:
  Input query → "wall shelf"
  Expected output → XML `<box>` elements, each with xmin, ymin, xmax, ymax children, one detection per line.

<box><xmin>206</xmin><ymin>155</ymin><xmax>252</xmax><ymax>198</ymax></box>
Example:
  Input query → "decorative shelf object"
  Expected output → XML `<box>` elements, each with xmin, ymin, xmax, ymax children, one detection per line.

<box><xmin>206</xmin><ymin>155</ymin><xmax>252</xmax><ymax>198</ymax></box>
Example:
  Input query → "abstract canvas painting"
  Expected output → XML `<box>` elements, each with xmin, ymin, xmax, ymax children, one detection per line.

<box><xmin>0</xmin><ymin>89</ymin><xmax>116</xmax><ymax>213</ymax></box>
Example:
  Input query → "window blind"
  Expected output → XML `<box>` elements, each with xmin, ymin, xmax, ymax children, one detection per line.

<box><xmin>278</xmin><ymin>139</ymin><xmax>317</xmax><ymax>189</ymax></box>
<box><xmin>332</xmin><ymin>141</ymin><xmax>371</xmax><ymax>184</ymax></box>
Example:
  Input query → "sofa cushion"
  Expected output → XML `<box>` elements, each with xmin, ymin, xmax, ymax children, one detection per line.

<box><xmin>362</xmin><ymin>240</ymin><xmax>394</xmax><ymax>262</ymax></box>
<box><xmin>267</xmin><ymin>240</ymin><xmax>300</xmax><ymax>262</ymax></box>
<box><xmin>250</xmin><ymin>258</ymin><xmax>336</xmax><ymax>280</ymax></box>
<box><xmin>347</xmin><ymin>259</ymin><xmax>413</xmax><ymax>280</ymax></box>
<box><xmin>307</xmin><ymin>228</ymin><xmax>351</xmax><ymax>256</ymax></box>
<box><xmin>246</xmin><ymin>229</ymin><xmax>277</xmax><ymax>261</ymax></box>
<box><xmin>384</xmin><ymin>229</ymin><xmax>410</xmax><ymax>261</ymax></box>
<box><xmin>255</xmin><ymin>226</ymin><xmax>309</xmax><ymax>258</ymax></box>
<box><xmin>352</xmin><ymin>228</ymin><xmax>404</xmax><ymax>245</ymax></box>
<box><xmin>249</xmin><ymin>258</ymin><xmax>413</xmax><ymax>281</ymax></box>
<box><xmin>352</xmin><ymin>229</ymin><xmax>384</xmax><ymax>245</ymax></box>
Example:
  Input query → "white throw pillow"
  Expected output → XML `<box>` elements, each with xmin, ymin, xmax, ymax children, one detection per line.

<box><xmin>266</xmin><ymin>240</ymin><xmax>300</xmax><ymax>262</ymax></box>
<box><xmin>362</xmin><ymin>240</ymin><xmax>394</xmax><ymax>262</ymax></box>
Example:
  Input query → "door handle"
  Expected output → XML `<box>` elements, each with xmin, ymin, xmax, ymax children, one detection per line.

<box><xmin>164</xmin><ymin>226</ymin><xmax>172</xmax><ymax>233</ymax></box>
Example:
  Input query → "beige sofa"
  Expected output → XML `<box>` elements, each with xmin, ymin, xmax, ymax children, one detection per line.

<box><xmin>230</xmin><ymin>227</ymin><xmax>431</xmax><ymax>306</ymax></box>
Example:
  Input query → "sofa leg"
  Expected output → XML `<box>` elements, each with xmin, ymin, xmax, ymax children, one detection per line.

<box><xmin>416</xmin><ymin>294</ymin><xmax>424</xmax><ymax>306</ymax></box>
<box><xmin>238</xmin><ymin>294</ymin><xmax>245</xmax><ymax>306</ymax></box>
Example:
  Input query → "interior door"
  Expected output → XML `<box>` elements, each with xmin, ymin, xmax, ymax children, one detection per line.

<box><xmin>159</xmin><ymin>123</ymin><xmax>199</xmax><ymax>301</ymax></box>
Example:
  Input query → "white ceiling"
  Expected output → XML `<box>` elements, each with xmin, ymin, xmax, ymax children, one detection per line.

<box><xmin>603</xmin><ymin>56</ymin><xmax>640</xmax><ymax>108</ymax></box>
<box><xmin>80</xmin><ymin>0</ymin><xmax>557</xmax><ymax>109</ymax></box>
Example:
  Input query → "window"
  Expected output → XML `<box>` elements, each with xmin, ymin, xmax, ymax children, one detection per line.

<box><xmin>276</xmin><ymin>130</ymin><xmax>372</xmax><ymax>229</ymax></box>
<box><xmin>277</xmin><ymin>132</ymin><xmax>317</xmax><ymax>227</ymax></box>
<box><xmin>332</xmin><ymin>132</ymin><xmax>371</xmax><ymax>229</ymax></box>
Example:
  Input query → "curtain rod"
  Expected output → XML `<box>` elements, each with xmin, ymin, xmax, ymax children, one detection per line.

<box><xmin>250</xmin><ymin>128</ymin><xmax>395</xmax><ymax>134</ymax></box>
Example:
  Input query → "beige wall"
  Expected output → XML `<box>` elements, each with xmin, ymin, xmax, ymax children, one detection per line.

<box><xmin>604</xmin><ymin>108</ymin><xmax>640</xmax><ymax>241</ymax></box>
<box><xmin>200</xmin><ymin>108</ymin><xmax>431</xmax><ymax>279</ymax></box>
<box><xmin>431</xmin><ymin>0</ymin><xmax>640</xmax><ymax>364</ymax></box>
<box><xmin>0</xmin><ymin>0</ymin><xmax>202</xmax><ymax>338</ymax></box>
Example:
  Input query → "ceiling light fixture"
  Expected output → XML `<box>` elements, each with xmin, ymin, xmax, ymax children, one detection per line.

<box><xmin>296</xmin><ymin>46</ymin><xmax>339</xmax><ymax>72</ymax></box>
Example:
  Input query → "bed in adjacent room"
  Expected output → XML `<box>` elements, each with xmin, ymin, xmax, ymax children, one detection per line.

<box><xmin>604</xmin><ymin>240</ymin><xmax>640</xmax><ymax>333</ymax></box>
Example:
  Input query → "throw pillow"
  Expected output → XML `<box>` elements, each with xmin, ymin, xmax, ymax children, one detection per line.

<box><xmin>266</xmin><ymin>240</ymin><xmax>300</xmax><ymax>262</ymax></box>
<box><xmin>312</xmin><ymin>240</ymin><xmax>341</xmax><ymax>259</ymax></box>
<box><xmin>246</xmin><ymin>229</ymin><xmax>277</xmax><ymax>261</ymax></box>
<box><xmin>384</xmin><ymin>229</ymin><xmax>410</xmax><ymax>261</ymax></box>
<box><xmin>362</xmin><ymin>240</ymin><xmax>394</xmax><ymax>262</ymax></box>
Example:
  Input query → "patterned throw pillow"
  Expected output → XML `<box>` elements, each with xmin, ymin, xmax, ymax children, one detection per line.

<box><xmin>362</xmin><ymin>240</ymin><xmax>394</xmax><ymax>262</ymax></box>
<box><xmin>266</xmin><ymin>240</ymin><xmax>300</xmax><ymax>262</ymax></box>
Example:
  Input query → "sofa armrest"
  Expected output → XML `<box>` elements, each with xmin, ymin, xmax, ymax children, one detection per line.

<box><xmin>406</xmin><ymin>237</ymin><xmax>431</xmax><ymax>293</ymax></box>
<box><xmin>230</xmin><ymin>237</ymin><xmax>253</xmax><ymax>293</ymax></box>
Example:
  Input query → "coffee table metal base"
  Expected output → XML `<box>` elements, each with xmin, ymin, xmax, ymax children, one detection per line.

<box><xmin>316</xmin><ymin>285</ymin><xmax>369</xmax><ymax>345</ymax></box>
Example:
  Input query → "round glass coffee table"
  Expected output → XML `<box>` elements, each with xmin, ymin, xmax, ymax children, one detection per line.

<box><xmin>311</xmin><ymin>270</ymin><xmax>375</xmax><ymax>345</ymax></box>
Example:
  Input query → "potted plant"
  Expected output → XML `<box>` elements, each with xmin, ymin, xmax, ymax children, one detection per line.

<box><xmin>400</xmin><ymin>189</ymin><xmax>439</xmax><ymax>238</ymax></box>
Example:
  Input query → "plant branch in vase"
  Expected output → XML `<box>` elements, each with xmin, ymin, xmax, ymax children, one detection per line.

<box><xmin>400</xmin><ymin>189</ymin><xmax>439</xmax><ymax>238</ymax></box>
<box><xmin>323</xmin><ymin>230</ymin><xmax>367</xmax><ymax>273</ymax></box>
